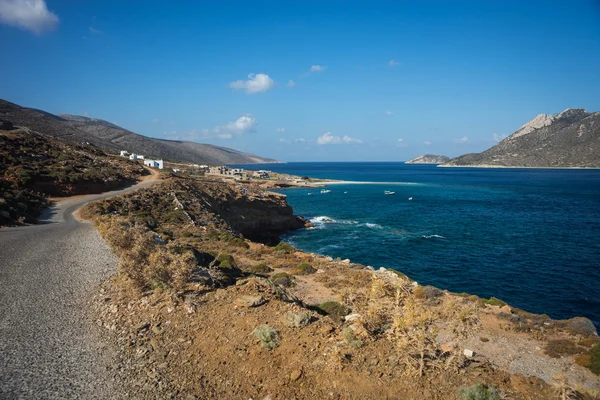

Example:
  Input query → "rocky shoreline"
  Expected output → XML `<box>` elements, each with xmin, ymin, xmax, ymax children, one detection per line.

<box><xmin>81</xmin><ymin>174</ymin><xmax>600</xmax><ymax>399</ymax></box>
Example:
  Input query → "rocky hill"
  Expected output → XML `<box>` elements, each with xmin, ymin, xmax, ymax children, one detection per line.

<box><xmin>444</xmin><ymin>109</ymin><xmax>600</xmax><ymax>168</ymax></box>
<box><xmin>0</xmin><ymin>125</ymin><xmax>147</xmax><ymax>226</ymax></box>
<box><xmin>0</xmin><ymin>99</ymin><xmax>278</xmax><ymax>165</ymax></box>
<box><xmin>405</xmin><ymin>154</ymin><xmax>450</xmax><ymax>164</ymax></box>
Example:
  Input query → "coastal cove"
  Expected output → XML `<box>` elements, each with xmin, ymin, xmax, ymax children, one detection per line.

<box><xmin>236</xmin><ymin>162</ymin><xmax>600</xmax><ymax>328</ymax></box>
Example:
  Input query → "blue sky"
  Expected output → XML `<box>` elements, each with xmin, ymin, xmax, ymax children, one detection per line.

<box><xmin>1</xmin><ymin>0</ymin><xmax>600</xmax><ymax>162</ymax></box>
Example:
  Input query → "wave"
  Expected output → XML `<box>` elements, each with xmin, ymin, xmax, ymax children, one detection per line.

<box><xmin>309</xmin><ymin>216</ymin><xmax>358</xmax><ymax>225</ymax></box>
<box><xmin>421</xmin><ymin>234</ymin><xmax>446</xmax><ymax>239</ymax></box>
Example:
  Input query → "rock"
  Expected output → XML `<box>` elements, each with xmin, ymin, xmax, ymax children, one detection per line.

<box><xmin>136</xmin><ymin>322</ymin><xmax>150</xmax><ymax>332</ymax></box>
<box><xmin>440</xmin><ymin>343</ymin><xmax>456</xmax><ymax>353</ymax></box>
<box><xmin>413</xmin><ymin>285</ymin><xmax>443</xmax><ymax>299</ymax></box>
<box><xmin>344</xmin><ymin>313</ymin><xmax>361</xmax><ymax>322</ymax></box>
<box><xmin>500</xmin><ymin>305</ymin><xmax>512</xmax><ymax>313</ymax></box>
<box><xmin>290</xmin><ymin>369</ymin><xmax>303</xmax><ymax>381</ymax></box>
<box><xmin>341</xmin><ymin>259</ymin><xmax>351</xmax><ymax>264</ymax></box>
<box><xmin>563</xmin><ymin>316</ymin><xmax>598</xmax><ymax>336</ymax></box>
<box><xmin>284</xmin><ymin>311</ymin><xmax>312</xmax><ymax>328</ymax></box>
<box><xmin>463</xmin><ymin>349</ymin><xmax>474</xmax><ymax>358</ymax></box>
<box><xmin>0</xmin><ymin>210</ymin><xmax>10</xmax><ymax>219</ymax></box>
<box><xmin>233</xmin><ymin>295</ymin><xmax>266</xmax><ymax>308</ymax></box>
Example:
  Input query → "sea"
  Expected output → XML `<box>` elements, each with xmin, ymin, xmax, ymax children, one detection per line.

<box><xmin>234</xmin><ymin>162</ymin><xmax>600</xmax><ymax>328</ymax></box>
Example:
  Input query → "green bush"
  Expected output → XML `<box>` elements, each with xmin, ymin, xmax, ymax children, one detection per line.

<box><xmin>483</xmin><ymin>297</ymin><xmax>506</xmax><ymax>307</ymax></box>
<box><xmin>270</xmin><ymin>272</ymin><xmax>294</xmax><ymax>287</ymax></box>
<box><xmin>589</xmin><ymin>343</ymin><xmax>600</xmax><ymax>375</ymax></box>
<box><xmin>291</xmin><ymin>262</ymin><xmax>316</xmax><ymax>275</ymax></box>
<box><xmin>544</xmin><ymin>339</ymin><xmax>583</xmax><ymax>358</ymax></box>
<box><xmin>343</xmin><ymin>327</ymin><xmax>364</xmax><ymax>348</ymax></box>
<box><xmin>247</xmin><ymin>263</ymin><xmax>273</xmax><ymax>274</ymax></box>
<box><xmin>274</xmin><ymin>242</ymin><xmax>295</xmax><ymax>254</ymax></box>
<box><xmin>458</xmin><ymin>383</ymin><xmax>501</xmax><ymax>400</ymax></box>
<box><xmin>217</xmin><ymin>253</ymin><xmax>235</xmax><ymax>269</ymax></box>
<box><xmin>252</xmin><ymin>325</ymin><xmax>279</xmax><ymax>350</ymax></box>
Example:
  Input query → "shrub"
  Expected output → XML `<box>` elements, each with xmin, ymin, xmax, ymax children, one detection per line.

<box><xmin>291</xmin><ymin>262</ymin><xmax>316</xmax><ymax>275</ymax></box>
<box><xmin>181</xmin><ymin>231</ymin><xmax>193</xmax><ymax>238</ymax></box>
<box><xmin>270</xmin><ymin>272</ymin><xmax>294</xmax><ymax>287</ymax></box>
<box><xmin>317</xmin><ymin>301</ymin><xmax>350</xmax><ymax>323</ymax></box>
<box><xmin>246</xmin><ymin>263</ymin><xmax>273</xmax><ymax>275</ymax></box>
<box><xmin>343</xmin><ymin>327</ymin><xmax>364</xmax><ymax>348</ymax></box>
<box><xmin>252</xmin><ymin>325</ymin><xmax>279</xmax><ymax>350</ymax></box>
<box><xmin>274</xmin><ymin>242</ymin><xmax>295</xmax><ymax>254</ymax></box>
<box><xmin>483</xmin><ymin>297</ymin><xmax>506</xmax><ymax>307</ymax></box>
<box><xmin>589</xmin><ymin>343</ymin><xmax>600</xmax><ymax>375</ymax></box>
<box><xmin>217</xmin><ymin>253</ymin><xmax>235</xmax><ymax>269</ymax></box>
<box><xmin>458</xmin><ymin>383</ymin><xmax>501</xmax><ymax>400</ymax></box>
<box><xmin>544</xmin><ymin>339</ymin><xmax>584</xmax><ymax>358</ymax></box>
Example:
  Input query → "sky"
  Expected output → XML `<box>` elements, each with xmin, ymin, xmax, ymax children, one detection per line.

<box><xmin>1</xmin><ymin>0</ymin><xmax>600</xmax><ymax>162</ymax></box>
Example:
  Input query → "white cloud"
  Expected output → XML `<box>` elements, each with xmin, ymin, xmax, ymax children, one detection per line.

<box><xmin>317</xmin><ymin>131</ymin><xmax>362</xmax><ymax>145</ymax></box>
<box><xmin>280</xmin><ymin>137</ymin><xmax>306</xmax><ymax>144</ymax></box>
<box><xmin>317</xmin><ymin>132</ymin><xmax>341</xmax><ymax>145</ymax></box>
<box><xmin>229</xmin><ymin>73</ymin><xmax>275</xmax><ymax>94</ymax></box>
<box><xmin>424</xmin><ymin>141</ymin><xmax>432</xmax><ymax>145</ymax></box>
<box><xmin>209</xmin><ymin>115</ymin><xmax>257</xmax><ymax>139</ymax></box>
<box><xmin>388</xmin><ymin>60</ymin><xmax>400</xmax><ymax>67</ymax></box>
<box><xmin>492</xmin><ymin>133</ymin><xmax>507</xmax><ymax>143</ymax></box>
<box><xmin>342</xmin><ymin>135</ymin><xmax>362</xmax><ymax>144</ymax></box>
<box><xmin>89</xmin><ymin>26</ymin><xmax>103</xmax><ymax>35</ymax></box>
<box><xmin>276</xmin><ymin>128</ymin><xmax>285</xmax><ymax>133</ymax></box>
<box><xmin>287</xmin><ymin>80</ymin><xmax>295</xmax><ymax>87</ymax></box>
<box><xmin>397</xmin><ymin>138</ymin><xmax>407</xmax><ymax>147</ymax></box>
<box><xmin>385</xmin><ymin>110</ymin><xmax>393</xmax><ymax>116</ymax></box>
<box><xmin>151</xmin><ymin>118</ymin><xmax>160</xmax><ymax>124</ymax></box>
<box><xmin>0</xmin><ymin>0</ymin><xmax>59</xmax><ymax>34</ymax></box>
<box><xmin>397</xmin><ymin>138</ymin><xmax>404</xmax><ymax>142</ymax></box>
<box><xmin>295</xmin><ymin>138</ymin><xmax>306</xmax><ymax>143</ymax></box>
<box><xmin>453</xmin><ymin>136</ymin><xmax>469</xmax><ymax>143</ymax></box>
<box><xmin>310</xmin><ymin>65</ymin><xmax>326</xmax><ymax>72</ymax></box>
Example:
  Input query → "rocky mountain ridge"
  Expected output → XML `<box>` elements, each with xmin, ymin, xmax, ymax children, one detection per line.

<box><xmin>0</xmin><ymin>99</ymin><xmax>277</xmax><ymax>165</ymax></box>
<box><xmin>405</xmin><ymin>154</ymin><xmax>450</xmax><ymax>164</ymax></box>
<box><xmin>444</xmin><ymin>108</ymin><xmax>600</xmax><ymax>168</ymax></box>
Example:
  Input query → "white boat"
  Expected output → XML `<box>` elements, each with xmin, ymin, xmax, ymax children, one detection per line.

<box><xmin>384</xmin><ymin>190</ymin><xmax>395</xmax><ymax>195</ymax></box>
<box><xmin>408</xmin><ymin>197</ymin><xmax>413</xmax><ymax>201</ymax></box>
<box><xmin>321</xmin><ymin>189</ymin><xmax>331</xmax><ymax>194</ymax></box>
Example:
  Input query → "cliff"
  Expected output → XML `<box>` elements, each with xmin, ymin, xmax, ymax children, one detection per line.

<box><xmin>405</xmin><ymin>154</ymin><xmax>450</xmax><ymax>164</ymax></box>
<box><xmin>444</xmin><ymin>109</ymin><xmax>600</xmax><ymax>168</ymax></box>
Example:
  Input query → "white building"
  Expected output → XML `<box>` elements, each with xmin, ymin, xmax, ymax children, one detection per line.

<box><xmin>143</xmin><ymin>159</ymin><xmax>164</xmax><ymax>169</ymax></box>
<box><xmin>120</xmin><ymin>150</ymin><xmax>129</xmax><ymax>157</ymax></box>
<box><xmin>129</xmin><ymin>153</ymin><xmax>138</xmax><ymax>160</ymax></box>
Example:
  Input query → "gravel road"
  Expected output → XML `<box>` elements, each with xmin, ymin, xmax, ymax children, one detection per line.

<box><xmin>0</xmin><ymin>180</ymin><xmax>158</xmax><ymax>400</ymax></box>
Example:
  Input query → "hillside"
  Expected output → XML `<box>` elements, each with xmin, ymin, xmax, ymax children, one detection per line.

<box><xmin>0</xmin><ymin>99</ymin><xmax>278</xmax><ymax>165</ymax></box>
<box><xmin>444</xmin><ymin>109</ymin><xmax>600</xmax><ymax>168</ymax></box>
<box><xmin>405</xmin><ymin>154</ymin><xmax>450</xmax><ymax>164</ymax></box>
<box><xmin>0</xmin><ymin>125</ymin><xmax>147</xmax><ymax>226</ymax></box>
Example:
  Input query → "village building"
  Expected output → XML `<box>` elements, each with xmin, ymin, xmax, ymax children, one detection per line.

<box><xmin>120</xmin><ymin>150</ymin><xmax>129</xmax><ymax>157</ymax></box>
<box><xmin>143</xmin><ymin>159</ymin><xmax>164</xmax><ymax>169</ymax></box>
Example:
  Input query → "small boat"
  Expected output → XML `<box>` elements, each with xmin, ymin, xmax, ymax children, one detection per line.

<box><xmin>321</xmin><ymin>189</ymin><xmax>331</xmax><ymax>194</ymax></box>
<box><xmin>408</xmin><ymin>197</ymin><xmax>413</xmax><ymax>201</ymax></box>
<box><xmin>384</xmin><ymin>190</ymin><xmax>395</xmax><ymax>195</ymax></box>
<box><xmin>307</xmin><ymin>193</ymin><xmax>313</xmax><ymax>196</ymax></box>
<box><xmin>344</xmin><ymin>191</ymin><xmax>348</xmax><ymax>194</ymax></box>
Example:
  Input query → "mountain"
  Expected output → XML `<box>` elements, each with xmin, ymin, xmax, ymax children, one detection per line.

<box><xmin>405</xmin><ymin>154</ymin><xmax>450</xmax><ymax>164</ymax></box>
<box><xmin>0</xmin><ymin>99</ymin><xmax>278</xmax><ymax>165</ymax></box>
<box><xmin>444</xmin><ymin>109</ymin><xmax>600</xmax><ymax>168</ymax></box>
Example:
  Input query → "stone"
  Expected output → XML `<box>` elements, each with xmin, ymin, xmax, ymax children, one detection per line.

<box><xmin>341</xmin><ymin>259</ymin><xmax>351</xmax><ymax>264</ymax></box>
<box><xmin>440</xmin><ymin>343</ymin><xmax>456</xmax><ymax>353</ymax></box>
<box><xmin>290</xmin><ymin>369</ymin><xmax>303</xmax><ymax>381</ymax></box>
<box><xmin>0</xmin><ymin>210</ymin><xmax>10</xmax><ymax>219</ymax></box>
<box><xmin>344</xmin><ymin>313</ymin><xmax>361</xmax><ymax>322</ymax></box>
<box><xmin>463</xmin><ymin>349</ymin><xmax>474</xmax><ymax>358</ymax></box>
<box><xmin>233</xmin><ymin>295</ymin><xmax>266</xmax><ymax>308</ymax></box>
<box><xmin>500</xmin><ymin>305</ymin><xmax>512</xmax><ymax>313</ymax></box>
<box><xmin>136</xmin><ymin>322</ymin><xmax>150</xmax><ymax>332</ymax></box>
<box><xmin>563</xmin><ymin>316</ymin><xmax>598</xmax><ymax>336</ymax></box>
<box><xmin>284</xmin><ymin>311</ymin><xmax>312</xmax><ymax>328</ymax></box>
<box><xmin>413</xmin><ymin>285</ymin><xmax>443</xmax><ymax>299</ymax></box>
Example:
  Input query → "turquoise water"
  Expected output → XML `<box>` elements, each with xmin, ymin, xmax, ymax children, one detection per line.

<box><xmin>237</xmin><ymin>162</ymin><xmax>600</xmax><ymax>327</ymax></box>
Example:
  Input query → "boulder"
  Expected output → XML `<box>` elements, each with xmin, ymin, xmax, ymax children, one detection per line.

<box><xmin>233</xmin><ymin>295</ymin><xmax>266</xmax><ymax>308</ymax></box>
<box><xmin>284</xmin><ymin>311</ymin><xmax>312</xmax><ymax>328</ymax></box>
<box><xmin>413</xmin><ymin>285</ymin><xmax>443</xmax><ymax>299</ymax></box>
<box><xmin>562</xmin><ymin>316</ymin><xmax>598</xmax><ymax>336</ymax></box>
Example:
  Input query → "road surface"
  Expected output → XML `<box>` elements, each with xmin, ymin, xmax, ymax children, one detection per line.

<box><xmin>0</xmin><ymin>179</ymin><xmax>158</xmax><ymax>399</ymax></box>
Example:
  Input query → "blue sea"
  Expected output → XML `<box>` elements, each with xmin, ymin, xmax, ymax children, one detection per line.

<box><xmin>237</xmin><ymin>162</ymin><xmax>600</xmax><ymax>327</ymax></box>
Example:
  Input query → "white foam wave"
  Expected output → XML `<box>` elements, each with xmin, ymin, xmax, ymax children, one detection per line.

<box><xmin>310</xmin><ymin>216</ymin><xmax>358</xmax><ymax>225</ymax></box>
<box><xmin>364</xmin><ymin>223</ymin><xmax>383</xmax><ymax>229</ymax></box>
<box><xmin>421</xmin><ymin>234</ymin><xmax>446</xmax><ymax>239</ymax></box>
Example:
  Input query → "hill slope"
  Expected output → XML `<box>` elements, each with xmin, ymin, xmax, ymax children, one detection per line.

<box><xmin>444</xmin><ymin>109</ymin><xmax>600</xmax><ymax>168</ymax></box>
<box><xmin>405</xmin><ymin>154</ymin><xmax>449</xmax><ymax>164</ymax></box>
<box><xmin>0</xmin><ymin>99</ymin><xmax>278</xmax><ymax>165</ymax></box>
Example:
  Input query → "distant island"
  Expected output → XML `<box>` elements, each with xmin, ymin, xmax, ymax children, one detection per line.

<box><xmin>443</xmin><ymin>108</ymin><xmax>600</xmax><ymax>168</ymax></box>
<box><xmin>0</xmin><ymin>99</ymin><xmax>277</xmax><ymax>165</ymax></box>
<box><xmin>405</xmin><ymin>154</ymin><xmax>450</xmax><ymax>164</ymax></box>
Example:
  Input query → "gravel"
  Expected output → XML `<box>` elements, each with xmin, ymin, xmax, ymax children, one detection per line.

<box><xmin>0</xmin><ymin>181</ymin><xmax>157</xmax><ymax>399</ymax></box>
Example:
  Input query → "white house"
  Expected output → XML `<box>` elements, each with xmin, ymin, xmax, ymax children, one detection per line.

<box><xmin>120</xmin><ymin>150</ymin><xmax>129</xmax><ymax>157</ymax></box>
<box><xmin>144</xmin><ymin>159</ymin><xmax>164</xmax><ymax>169</ymax></box>
<box><xmin>129</xmin><ymin>153</ymin><xmax>138</xmax><ymax>160</ymax></box>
